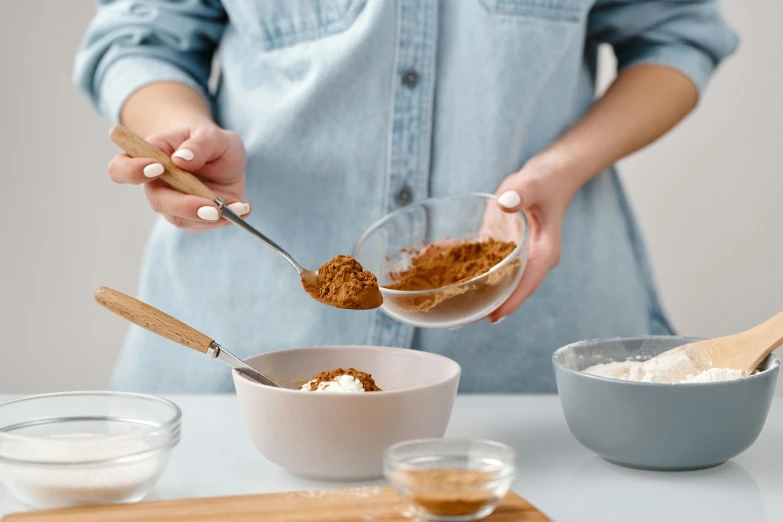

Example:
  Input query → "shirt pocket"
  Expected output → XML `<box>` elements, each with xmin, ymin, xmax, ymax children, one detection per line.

<box><xmin>477</xmin><ymin>0</ymin><xmax>588</xmax><ymax>22</ymax></box>
<box><xmin>222</xmin><ymin>0</ymin><xmax>366</xmax><ymax>51</ymax></box>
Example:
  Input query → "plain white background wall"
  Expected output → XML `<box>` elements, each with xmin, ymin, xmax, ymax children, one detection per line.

<box><xmin>0</xmin><ymin>1</ymin><xmax>780</xmax><ymax>393</ymax></box>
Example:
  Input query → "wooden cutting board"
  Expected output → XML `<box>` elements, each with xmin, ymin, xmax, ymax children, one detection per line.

<box><xmin>3</xmin><ymin>487</ymin><xmax>549</xmax><ymax>521</ymax></box>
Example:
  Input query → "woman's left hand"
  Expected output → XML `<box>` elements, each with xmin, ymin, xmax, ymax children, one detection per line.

<box><xmin>488</xmin><ymin>157</ymin><xmax>576</xmax><ymax>323</ymax></box>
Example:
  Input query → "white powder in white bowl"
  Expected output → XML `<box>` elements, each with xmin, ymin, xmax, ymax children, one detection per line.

<box><xmin>0</xmin><ymin>433</ymin><xmax>164</xmax><ymax>508</ymax></box>
<box><xmin>299</xmin><ymin>375</ymin><xmax>366</xmax><ymax>393</ymax></box>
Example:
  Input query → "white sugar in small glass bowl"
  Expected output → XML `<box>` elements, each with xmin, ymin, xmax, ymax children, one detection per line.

<box><xmin>0</xmin><ymin>391</ymin><xmax>180</xmax><ymax>509</ymax></box>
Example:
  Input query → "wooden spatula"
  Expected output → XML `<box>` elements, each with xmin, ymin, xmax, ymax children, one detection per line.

<box><xmin>643</xmin><ymin>309</ymin><xmax>783</xmax><ymax>383</ymax></box>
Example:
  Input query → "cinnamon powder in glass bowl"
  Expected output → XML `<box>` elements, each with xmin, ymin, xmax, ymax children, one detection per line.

<box><xmin>385</xmin><ymin>239</ymin><xmax>517</xmax><ymax>304</ymax></box>
<box><xmin>385</xmin><ymin>438</ymin><xmax>516</xmax><ymax>521</ymax></box>
<box><xmin>353</xmin><ymin>193</ymin><xmax>528</xmax><ymax>329</ymax></box>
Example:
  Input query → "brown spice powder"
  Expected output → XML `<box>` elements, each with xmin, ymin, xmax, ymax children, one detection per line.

<box><xmin>383</xmin><ymin>239</ymin><xmax>519</xmax><ymax>314</ymax></box>
<box><xmin>302</xmin><ymin>255</ymin><xmax>383</xmax><ymax>310</ymax></box>
<box><xmin>306</xmin><ymin>367</ymin><xmax>382</xmax><ymax>392</ymax></box>
<box><xmin>399</xmin><ymin>469</ymin><xmax>499</xmax><ymax>517</ymax></box>
<box><xmin>386</xmin><ymin>239</ymin><xmax>516</xmax><ymax>291</ymax></box>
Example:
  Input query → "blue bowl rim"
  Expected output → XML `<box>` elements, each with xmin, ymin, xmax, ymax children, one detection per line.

<box><xmin>552</xmin><ymin>336</ymin><xmax>781</xmax><ymax>388</ymax></box>
<box><xmin>353</xmin><ymin>192</ymin><xmax>530</xmax><ymax>296</ymax></box>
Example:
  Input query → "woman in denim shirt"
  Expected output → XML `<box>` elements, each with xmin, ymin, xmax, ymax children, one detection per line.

<box><xmin>75</xmin><ymin>0</ymin><xmax>737</xmax><ymax>393</ymax></box>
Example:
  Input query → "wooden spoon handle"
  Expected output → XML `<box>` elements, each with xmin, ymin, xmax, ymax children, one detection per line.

<box><xmin>108</xmin><ymin>125</ymin><xmax>218</xmax><ymax>201</ymax></box>
<box><xmin>748</xmin><ymin>309</ymin><xmax>783</xmax><ymax>355</ymax></box>
<box><xmin>95</xmin><ymin>287</ymin><xmax>213</xmax><ymax>354</ymax></box>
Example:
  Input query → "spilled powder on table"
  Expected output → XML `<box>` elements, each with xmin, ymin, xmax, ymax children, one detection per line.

<box><xmin>283</xmin><ymin>487</ymin><xmax>413</xmax><ymax>520</ymax></box>
<box><xmin>285</xmin><ymin>487</ymin><xmax>382</xmax><ymax>499</ymax></box>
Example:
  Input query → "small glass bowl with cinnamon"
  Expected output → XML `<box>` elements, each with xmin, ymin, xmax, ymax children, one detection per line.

<box><xmin>353</xmin><ymin>193</ymin><xmax>529</xmax><ymax>329</ymax></box>
<box><xmin>384</xmin><ymin>438</ymin><xmax>517</xmax><ymax>521</ymax></box>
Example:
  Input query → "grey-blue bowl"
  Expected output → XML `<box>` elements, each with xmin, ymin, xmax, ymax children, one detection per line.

<box><xmin>553</xmin><ymin>336</ymin><xmax>779</xmax><ymax>471</ymax></box>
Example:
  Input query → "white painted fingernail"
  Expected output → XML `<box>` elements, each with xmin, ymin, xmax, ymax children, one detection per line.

<box><xmin>498</xmin><ymin>191</ymin><xmax>521</xmax><ymax>209</ymax></box>
<box><xmin>491</xmin><ymin>317</ymin><xmax>506</xmax><ymax>325</ymax></box>
<box><xmin>143</xmin><ymin>163</ymin><xmax>164</xmax><ymax>178</ymax></box>
<box><xmin>172</xmin><ymin>149</ymin><xmax>195</xmax><ymax>161</ymax></box>
<box><xmin>197</xmin><ymin>206</ymin><xmax>219</xmax><ymax>221</ymax></box>
<box><xmin>227</xmin><ymin>202</ymin><xmax>250</xmax><ymax>216</ymax></box>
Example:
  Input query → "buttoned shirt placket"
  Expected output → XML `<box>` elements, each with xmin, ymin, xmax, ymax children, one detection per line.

<box><xmin>368</xmin><ymin>0</ymin><xmax>438</xmax><ymax>349</ymax></box>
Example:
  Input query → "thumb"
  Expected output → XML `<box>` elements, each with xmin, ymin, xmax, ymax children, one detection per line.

<box><xmin>495</xmin><ymin>175</ymin><xmax>542</xmax><ymax>213</ymax></box>
<box><xmin>170</xmin><ymin>126</ymin><xmax>227</xmax><ymax>172</ymax></box>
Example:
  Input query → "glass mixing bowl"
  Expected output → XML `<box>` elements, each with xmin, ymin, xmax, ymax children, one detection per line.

<box><xmin>0</xmin><ymin>391</ymin><xmax>181</xmax><ymax>509</ymax></box>
<box><xmin>354</xmin><ymin>193</ymin><xmax>528</xmax><ymax>328</ymax></box>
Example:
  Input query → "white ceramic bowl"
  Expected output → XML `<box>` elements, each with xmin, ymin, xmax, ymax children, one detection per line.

<box><xmin>232</xmin><ymin>346</ymin><xmax>461</xmax><ymax>481</ymax></box>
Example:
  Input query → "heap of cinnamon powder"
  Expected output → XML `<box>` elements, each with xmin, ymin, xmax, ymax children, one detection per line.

<box><xmin>386</xmin><ymin>239</ymin><xmax>516</xmax><ymax>291</ymax></box>
<box><xmin>307</xmin><ymin>368</ymin><xmax>382</xmax><ymax>392</ymax></box>
<box><xmin>302</xmin><ymin>255</ymin><xmax>383</xmax><ymax>310</ymax></box>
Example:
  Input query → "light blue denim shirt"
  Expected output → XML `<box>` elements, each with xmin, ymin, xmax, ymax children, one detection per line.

<box><xmin>75</xmin><ymin>0</ymin><xmax>737</xmax><ymax>393</ymax></box>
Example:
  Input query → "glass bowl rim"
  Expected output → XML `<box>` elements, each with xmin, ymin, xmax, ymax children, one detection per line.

<box><xmin>354</xmin><ymin>192</ymin><xmax>530</xmax><ymax>296</ymax></box>
<box><xmin>0</xmin><ymin>391</ymin><xmax>182</xmax><ymax>466</ymax></box>
<box><xmin>384</xmin><ymin>436</ymin><xmax>517</xmax><ymax>483</ymax></box>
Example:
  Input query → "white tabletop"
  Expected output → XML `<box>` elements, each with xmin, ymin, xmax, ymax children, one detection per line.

<box><xmin>0</xmin><ymin>394</ymin><xmax>780</xmax><ymax>521</ymax></box>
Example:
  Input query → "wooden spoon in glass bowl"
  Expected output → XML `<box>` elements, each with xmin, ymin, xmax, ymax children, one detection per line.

<box><xmin>108</xmin><ymin>125</ymin><xmax>382</xmax><ymax>310</ymax></box>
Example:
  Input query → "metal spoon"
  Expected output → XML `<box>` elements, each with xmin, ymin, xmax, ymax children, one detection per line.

<box><xmin>108</xmin><ymin>125</ymin><xmax>319</xmax><ymax>287</ymax></box>
<box><xmin>94</xmin><ymin>287</ymin><xmax>283</xmax><ymax>388</ymax></box>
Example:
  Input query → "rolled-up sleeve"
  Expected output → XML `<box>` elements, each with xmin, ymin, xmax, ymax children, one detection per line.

<box><xmin>588</xmin><ymin>0</ymin><xmax>739</xmax><ymax>94</ymax></box>
<box><xmin>73</xmin><ymin>0</ymin><xmax>227</xmax><ymax>123</ymax></box>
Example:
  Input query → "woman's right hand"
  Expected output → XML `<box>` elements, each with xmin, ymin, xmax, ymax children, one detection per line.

<box><xmin>107</xmin><ymin>125</ymin><xmax>250</xmax><ymax>232</ymax></box>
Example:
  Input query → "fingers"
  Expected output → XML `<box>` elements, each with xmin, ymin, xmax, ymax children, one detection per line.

<box><xmin>107</xmin><ymin>126</ymin><xmax>250</xmax><ymax>232</ymax></box>
<box><xmin>144</xmin><ymin>181</ymin><xmax>251</xmax><ymax>232</ymax></box>
<box><xmin>497</xmin><ymin>190</ymin><xmax>522</xmax><ymax>211</ymax></box>
<box><xmin>495</xmin><ymin>174</ymin><xmax>545</xmax><ymax>214</ymax></box>
<box><xmin>488</xmin><ymin>244</ymin><xmax>558</xmax><ymax>322</ymax></box>
<box><xmin>169</xmin><ymin>126</ymin><xmax>229</xmax><ymax>172</ymax></box>
<box><xmin>107</xmin><ymin>155</ymin><xmax>166</xmax><ymax>184</ymax></box>
<box><xmin>486</xmin><ymin>166</ymin><xmax>569</xmax><ymax>322</ymax></box>
<box><xmin>488</xmin><ymin>217</ymin><xmax>561</xmax><ymax>322</ymax></box>
<box><xmin>106</xmin><ymin>132</ymin><xmax>188</xmax><ymax>185</ymax></box>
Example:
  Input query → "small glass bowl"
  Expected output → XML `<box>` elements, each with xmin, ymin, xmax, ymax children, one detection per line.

<box><xmin>0</xmin><ymin>391</ymin><xmax>181</xmax><ymax>509</ymax></box>
<box><xmin>354</xmin><ymin>193</ymin><xmax>529</xmax><ymax>329</ymax></box>
<box><xmin>384</xmin><ymin>438</ymin><xmax>517</xmax><ymax>521</ymax></box>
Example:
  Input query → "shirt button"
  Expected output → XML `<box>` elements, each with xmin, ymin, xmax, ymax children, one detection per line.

<box><xmin>395</xmin><ymin>187</ymin><xmax>413</xmax><ymax>205</ymax></box>
<box><xmin>401</xmin><ymin>70</ymin><xmax>419</xmax><ymax>88</ymax></box>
